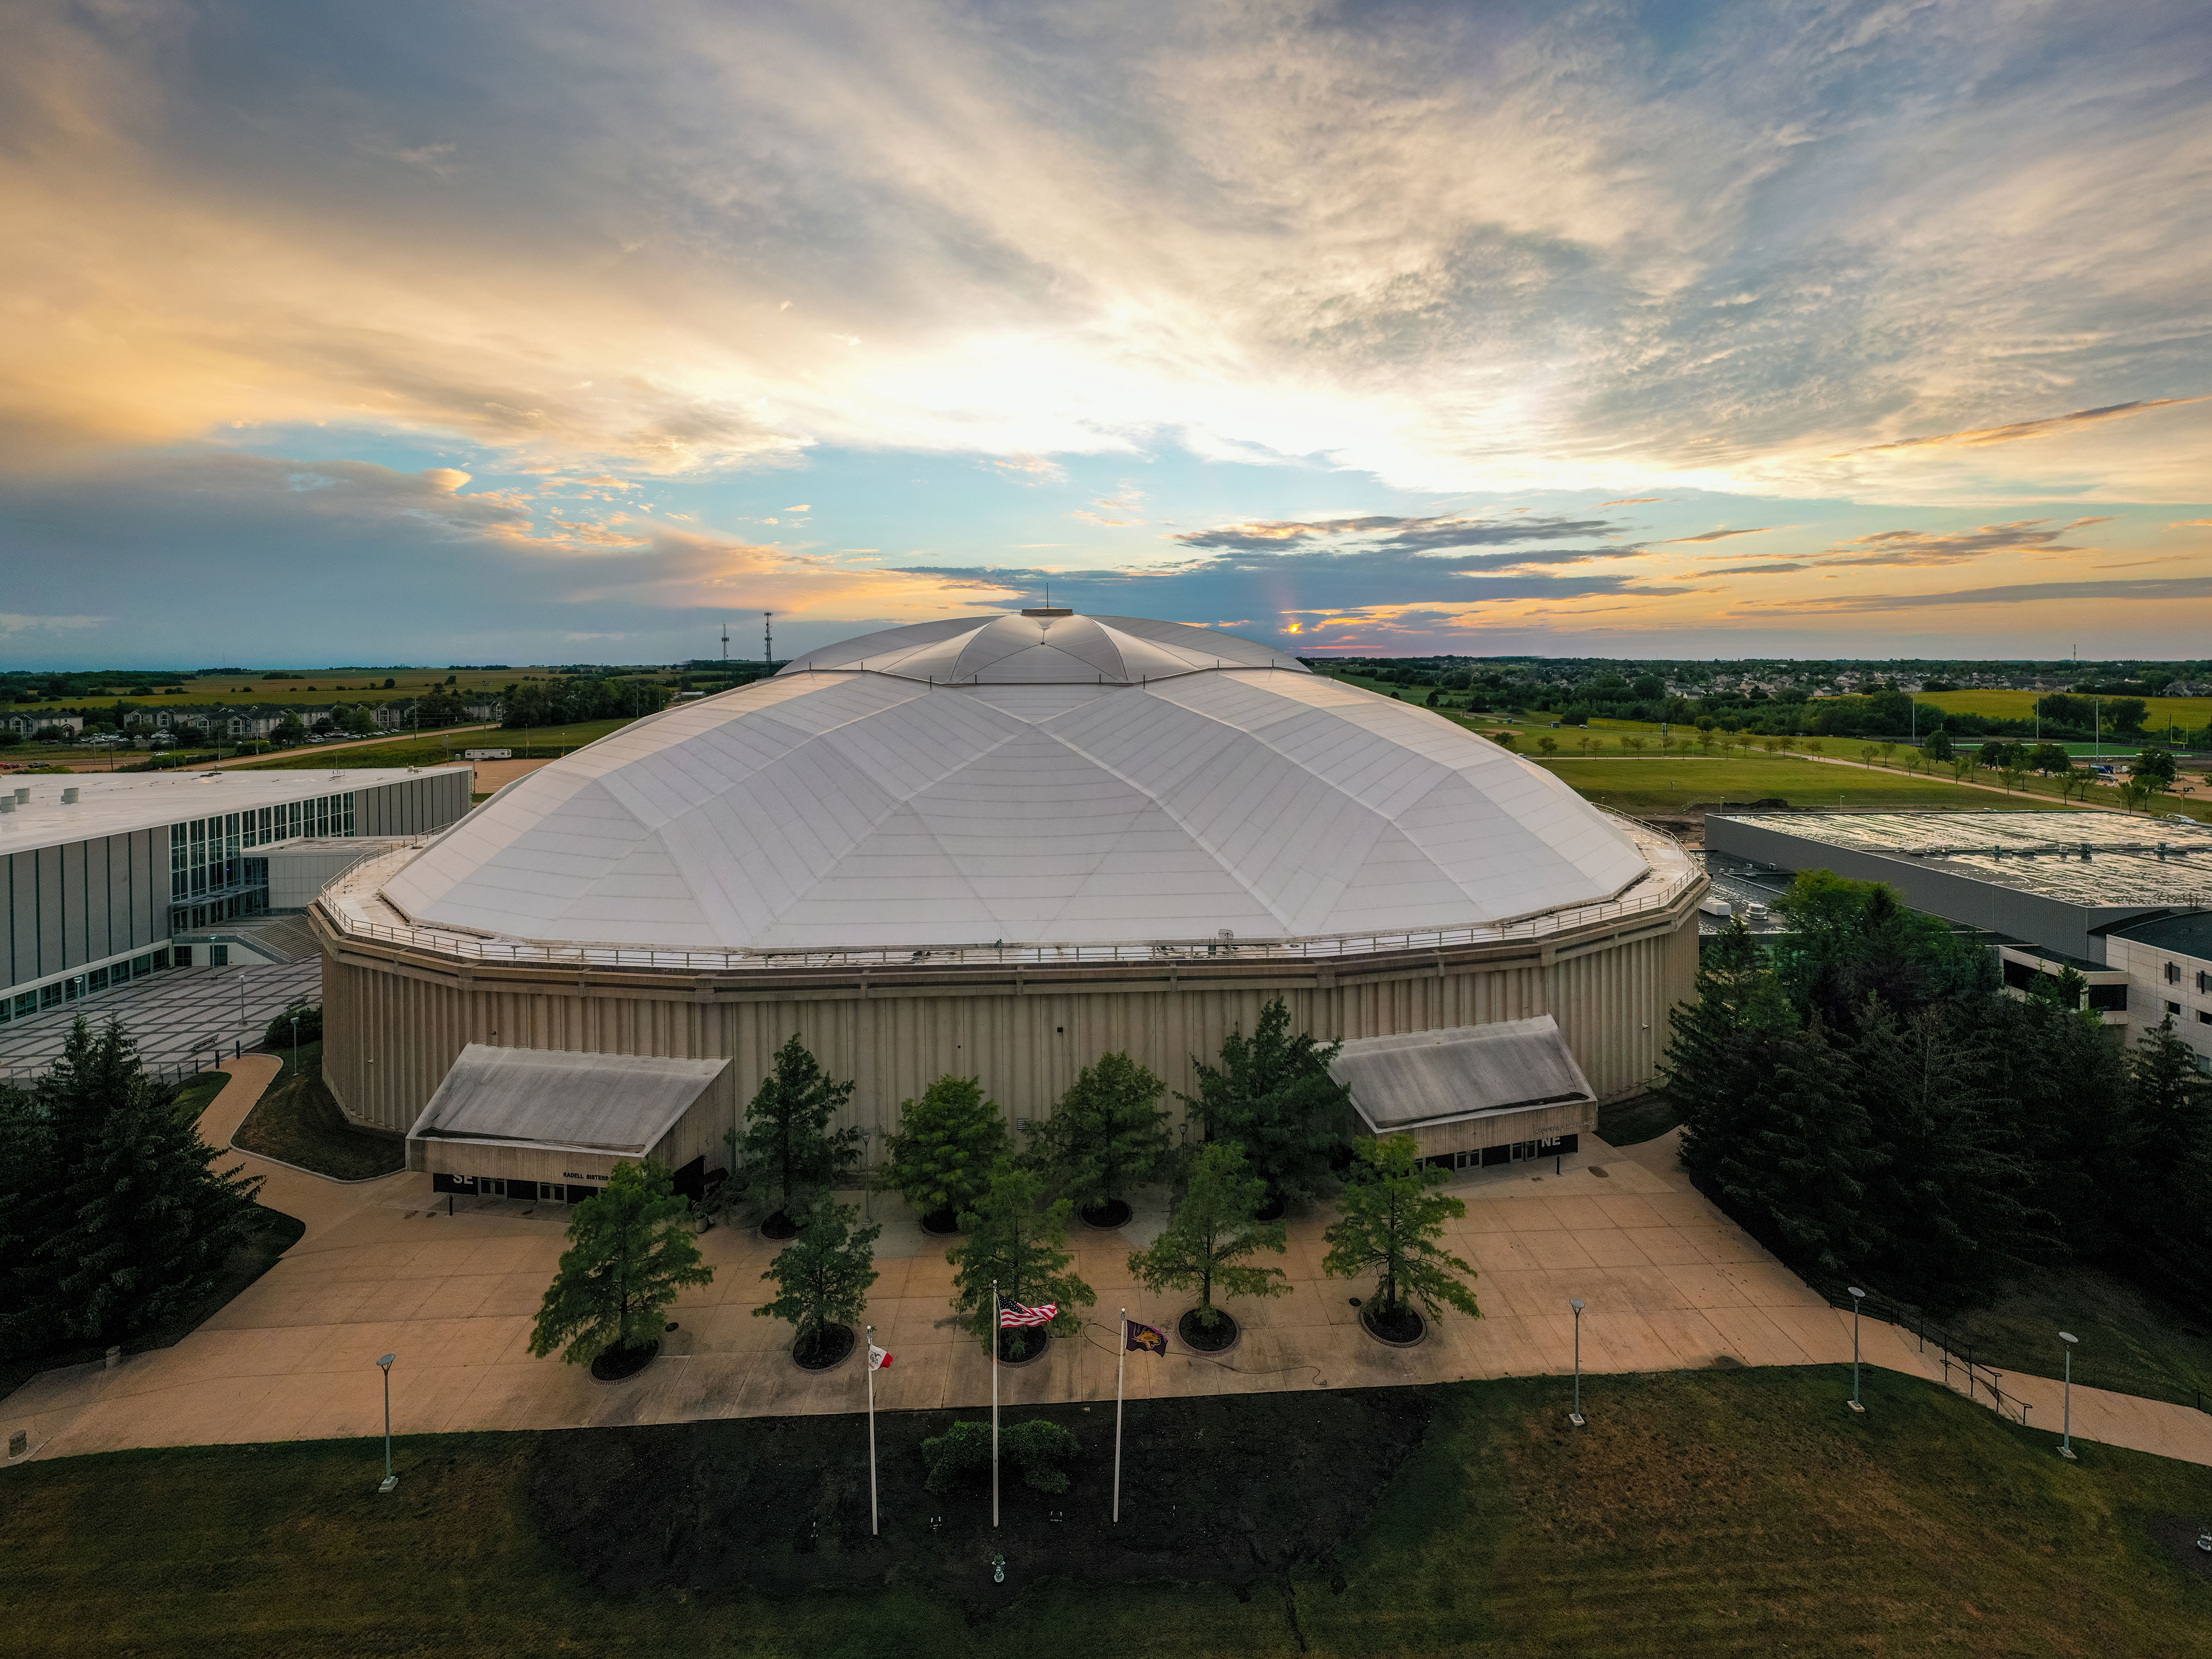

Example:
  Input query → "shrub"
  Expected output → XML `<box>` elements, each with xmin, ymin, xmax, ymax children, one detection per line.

<box><xmin>921</xmin><ymin>1418</ymin><xmax>1079</xmax><ymax>1495</ymax></box>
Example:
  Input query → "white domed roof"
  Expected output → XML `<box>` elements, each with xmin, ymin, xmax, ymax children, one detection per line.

<box><xmin>382</xmin><ymin>613</ymin><xmax>1648</xmax><ymax>952</ymax></box>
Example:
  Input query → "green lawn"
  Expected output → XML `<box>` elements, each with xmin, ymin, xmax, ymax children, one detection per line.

<box><xmin>1932</xmin><ymin>1266</ymin><xmax>2212</xmax><ymax>1414</ymax></box>
<box><xmin>1533</xmin><ymin>755</ymin><xmax>2064</xmax><ymax>815</ymax></box>
<box><xmin>232</xmin><ymin>717</ymin><xmax>635</xmax><ymax>771</ymax></box>
<box><xmin>232</xmin><ymin>1058</ymin><xmax>404</xmax><ymax>1181</ymax></box>
<box><xmin>1595</xmin><ymin>1092</ymin><xmax>1680</xmax><ymax>1147</ymax></box>
<box><xmin>5</xmin><ymin>1366</ymin><xmax>2210</xmax><ymax>1656</ymax></box>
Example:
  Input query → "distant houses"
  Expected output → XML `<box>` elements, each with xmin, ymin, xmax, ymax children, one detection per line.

<box><xmin>3</xmin><ymin>696</ymin><xmax>502</xmax><ymax>745</ymax></box>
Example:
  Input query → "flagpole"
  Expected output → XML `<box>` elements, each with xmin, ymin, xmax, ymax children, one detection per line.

<box><xmin>866</xmin><ymin>1322</ymin><xmax>879</xmax><ymax>1537</ymax></box>
<box><xmin>992</xmin><ymin>1280</ymin><xmax>1000</xmax><ymax>1531</ymax></box>
<box><xmin>1114</xmin><ymin>1308</ymin><xmax>1126</xmax><ymax>1525</ymax></box>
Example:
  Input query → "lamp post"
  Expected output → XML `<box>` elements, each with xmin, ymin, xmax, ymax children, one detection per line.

<box><xmin>1847</xmin><ymin>1287</ymin><xmax>1867</xmax><ymax>1413</ymax></box>
<box><xmin>2058</xmin><ymin>1331</ymin><xmax>2078</xmax><ymax>1460</ymax></box>
<box><xmin>376</xmin><ymin>1352</ymin><xmax>398</xmax><ymax>1491</ymax></box>
<box><xmin>1568</xmin><ymin>1298</ymin><xmax>1586</xmax><ymax>1427</ymax></box>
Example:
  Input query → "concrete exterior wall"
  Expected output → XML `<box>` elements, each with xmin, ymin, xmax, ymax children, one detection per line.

<box><xmin>1391</xmin><ymin>1098</ymin><xmax>1595</xmax><ymax>1160</ymax></box>
<box><xmin>2</xmin><ymin>827</ymin><xmax>165</xmax><ymax>991</ymax></box>
<box><xmin>356</xmin><ymin>770</ymin><xmax>472</xmax><ymax>837</ymax></box>
<box><xmin>318</xmin><ymin>891</ymin><xmax>1699</xmax><ymax>1167</ymax></box>
<box><xmin>2106</xmin><ymin>932</ymin><xmax>2212</xmax><ymax>1067</ymax></box>
<box><xmin>1705</xmin><ymin>815</ymin><xmax>2159</xmax><ymax>962</ymax></box>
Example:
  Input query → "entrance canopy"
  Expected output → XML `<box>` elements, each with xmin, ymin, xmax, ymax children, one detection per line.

<box><xmin>405</xmin><ymin>1043</ymin><xmax>730</xmax><ymax>1177</ymax></box>
<box><xmin>1328</xmin><ymin>1015</ymin><xmax>1594</xmax><ymax>1135</ymax></box>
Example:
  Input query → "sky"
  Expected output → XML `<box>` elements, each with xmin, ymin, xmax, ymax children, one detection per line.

<box><xmin>3</xmin><ymin>0</ymin><xmax>2209</xmax><ymax>669</ymax></box>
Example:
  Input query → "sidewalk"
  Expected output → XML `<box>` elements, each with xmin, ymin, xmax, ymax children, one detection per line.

<box><xmin>8</xmin><ymin>1090</ymin><xmax>2212</xmax><ymax>1474</ymax></box>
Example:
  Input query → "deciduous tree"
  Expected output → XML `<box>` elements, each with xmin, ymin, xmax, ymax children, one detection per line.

<box><xmin>1322</xmin><ymin>1135</ymin><xmax>1480</xmax><ymax>1327</ymax></box>
<box><xmin>753</xmin><ymin>1194</ymin><xmax>880</xmax><ymax>1365</ymax></box>
<box><xmin>531</xmin><ymin>1160</ymin><xmax>713</xmax><ymax>1367</ymax></box>
<box><xmin>946</xmin><ymin>1166</ymin><xmax>1094</xmax><ymax>1357</ymax></box>
<box><xmin>1030</xmin><ymin>1051</ymin><xmax>1171</xmax><ymax>1220</ymax></box>
<box><xmin>728</xmin><ymin>1035</ymin><xmax>860</xmax><ymax>1230</ymax></box>
<box><xmin>1184</xmin><ymin>998</ymin><xmax>1350</xmax><ymax>1206</ymax></box>
<box><xmin>1126</xmin><ymin>1140</ymin><xmax>1288</xmax><ymax>1328</ymax></box>
<box><xmin>876</xmin><ymin>1074</ymin><xmax>1010</xmax><ymax>1229</ymax></box>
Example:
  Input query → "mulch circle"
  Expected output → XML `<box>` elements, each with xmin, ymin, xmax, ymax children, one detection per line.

<box><xmin>1359</xmin><ymin>1305</ymin><xmax>1428</xmax><ymax>1348</ymax></box>
<box><xmin>792</xmin><ymin>1323</ymin><xmax>857</xmax><ymax>1373</ymax></box>
<box><xmin>758</xmin><ymin>1212</ymin><xmax>799</xmax><ymax>1241</ymax></box>
<box><xmin>919</xmin><ymin>1206</ymin><xmax>961</xmax><ymax>1236</ymax></box>
<box><xmin>996</xmin><ymin>1328</ymin><xmax>1054</xmax><ymax>1366</ymax></box>
<box><xmin>1177</xmin><ymin>1307</ymin><xmax>1241</xmax><ymax>1355</ymax></box>
<box><xmin>1253</xmin><ymin>1194</ymin><xmax>1287</xmax><ymax>1223</ymax></box>
<box><xmin>590</xmin><ymin>1339</ymin><xmax>661</xmax><ymax>1382</ymax></box>
<box><xmin>1079</xmin><ymin>1198</ymin><xmax>1133</xmax><ymax>1231</ymax></box>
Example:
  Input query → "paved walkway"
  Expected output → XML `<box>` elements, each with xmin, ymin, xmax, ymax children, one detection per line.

<box><xmin>8</xmin><ymin>1077</ymin><xmax>2212</xmax><ymax>1473</ymax></box>
<box><xmin>0</xmin><ymin>961</ymin><xmax>322</xmax><ymax>1087</ymax></box>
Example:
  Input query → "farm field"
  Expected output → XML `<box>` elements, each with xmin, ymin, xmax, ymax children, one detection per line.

<box><xmin>231</xmin><ymin>718</ymin><xmax>635</xmax><ymax>770</ymax></box>
<box><xmin>1531</xmin><ymin>755</ymin><xmax>2063</xmax><ymax>815</ymax></box>
<box><xmin>1915</xmin><ymin>688</ymin><xmax>2212</xmax><ymax>737</ymax></box>
<box><xmin>2</xmin><ymin>667</ymin><xmax>667</xmax><ymax>715</ymax></box>
<box><xmin>4</xmin><ymin>1366</ymin><xmax>2209</xmax><ymax>1657</ymax></box>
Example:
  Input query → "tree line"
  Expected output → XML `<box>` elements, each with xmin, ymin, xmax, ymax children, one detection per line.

<box><xmin>1662</xmin><ymin>872</ymin><xmax>2212</xmax><ymax>1317</ymax></box>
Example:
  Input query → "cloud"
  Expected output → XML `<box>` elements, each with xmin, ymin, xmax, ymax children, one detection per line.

<box><xmin>1596</xmin><ymin>498</ymin><xmax>1670</xmax><ymax>507</ymax></box>
<box><xmin>1697</xmin><ymin>562</ymin><xmax>1807</xmax><ymax>576</ymax></box>
<box><xmin>1838</xmin><ymin>399</ymin><xmax>2209</xmax><ymax>457</ymax></box>
<box><xmin>1171</xmin><ymin>513</ymin><xmax>1620</xmax><ymax>554</ymax></box>
<box><xmin>0</xmin><ymin>0</ymin><xmax>2201</xmax><ymax>505</ymax></box>
<box><xmin>1663</xmin><ymin>527</ymin><xmax>1772</xmax><ymax>543</ymax></box>
<box><xmin>0</xmin><ymin>613</ymin><xmax>104</xmax><ymax>634</ymax></box>
<box><xmin>1766</xmin><ymin>577</ymin><xmax>2212</xmax><ymax>613</ymax></box>
<box><xmin>2064</xmin><ymin>516</ymin><xmax>2118</xmax><ymax>529</ymax></box>
<box><xmin>2169</xmin><ymin>519</ymin><xmax>2212</xmax><ymax>528</ymax></box>
<box><xmin>1812</xmin><ymin>520</ymin><xmax>2087</xmax><ymax>567</ymax></box>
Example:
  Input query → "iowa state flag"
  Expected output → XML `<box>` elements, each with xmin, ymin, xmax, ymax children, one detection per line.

<box><xmin>868</xmin><ymin>1343</ymin><xmax>892</xmax><ymax>1370</ymax></box>
<box><xmin>1125</xmin><ymin>1320</ymin><xmax>1167</xmax><ymax>1355</ymax></box>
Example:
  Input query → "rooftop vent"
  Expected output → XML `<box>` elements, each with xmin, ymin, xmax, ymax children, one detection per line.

<box><xmin>1020</xmin><ymin>607</ymin><xmax>1075</xmax><ymax>618</ymax></box>
<box><xmin>61</xmin><ymin>786</ymin><xmax>79</xmax><ymax>804</ymax></box>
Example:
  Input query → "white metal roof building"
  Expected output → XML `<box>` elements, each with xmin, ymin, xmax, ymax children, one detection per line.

<box><xmin>1</xmin><ymin>765</ymin><xmax>470</xmax><ymax>1029</ymax></box>
<box><xmin>319</xmin><ymin>613</ymin><xmax>1704</xmax><ymax>1188</ymax></box>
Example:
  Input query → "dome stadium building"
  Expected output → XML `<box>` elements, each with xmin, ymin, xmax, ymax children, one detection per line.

<box><xmin>314</xmin><ymin>611</ymin><xmax>1705</xmax><ymax>1201</ymax></box>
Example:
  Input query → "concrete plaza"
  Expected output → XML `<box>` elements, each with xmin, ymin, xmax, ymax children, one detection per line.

<box><xmin>8</xmin><ymin>1058</ymin><xmax>2212</xmax><ymax>1473</ymax></box>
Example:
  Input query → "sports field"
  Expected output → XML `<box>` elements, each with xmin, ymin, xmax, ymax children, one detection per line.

<box><xmin>1531</xmin><ymin>755</ymin><xmax>2059</xmax><ymax>815</ymax></box>
<box><xmin>231</xmin><ymin>718</ymin><xmax>633</xmax><ymax>770</ymax></box>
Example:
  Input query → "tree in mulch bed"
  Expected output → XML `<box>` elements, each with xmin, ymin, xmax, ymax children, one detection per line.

<box><xmin>1323</xmin><ymin>1134</ymin><xmax>1480</xmax><ymax>1343</ymax></box>
<box><xmin>921</xmin><ymin>1417</ymin><xmax>1078</xmax><ymax>1494</ymax></box>
<box><xmin>753</xmin><ymin>1192</ymin><xmax>880</xmax><ymax>1369</ymax></box>
<box><xmin>724</xmin><ymin>1035</ymin><xmax>861</xmax><ymax>1237</ymax></box>
<box><xmin>1182</xmin><ymin>996</ymin><xmax>1352</xmax><ymax>1214</ymax></box>
<box><xmin>531</xmin><ymin>1159</ymin><xmax>714</xmax><ymax>1379</ymax></box>
<box><xmin>947</xmin><ymin>1166</ymin><xmax>1095</xmax><ymax>1361</ymax></box>
<box><xmin>1126</xmin><ymin>1140</ymin><xmax>1288</xmax><ymax>1351</ymax></box>
<box><xmin>1028</xmin><ymin>1051</ymin><xmax>1171</xmax><ymax>1229</ymax></box>
<box><xmin>875</xmin><ymin>1074</ymin><xmax>1010</xmax><ymax>1234</ymax></box>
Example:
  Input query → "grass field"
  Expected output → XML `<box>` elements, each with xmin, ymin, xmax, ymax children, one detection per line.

<box><xmin>1532</xmin><ymin>755</ymin><xmax>2062</xmax><ymax>815</ymax></box>
<box><xmin>232</xmin><ymin>718</ymin><xmax>633</xmax><ymax>770</ymax></box>
<box><xmin>5</xmin><ymin>1366</ymin><xmax>2210</xmax><ymax>1656</ymax></box>
<box><xmin>1934</xmin><ymin>1266</ymin><xmax>2212</xmax><ymax>1414</ymax></box>
<box><xmin>1919</xmin><ymin>688</ymin><xmax>2212</xmax><ymax>736</ymax></box>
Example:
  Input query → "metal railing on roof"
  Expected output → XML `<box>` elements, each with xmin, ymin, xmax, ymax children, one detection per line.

<box><xmin>313</xmin><ymin>833</ymin><xmax>1701</xmax><ymax>978</ymax></box>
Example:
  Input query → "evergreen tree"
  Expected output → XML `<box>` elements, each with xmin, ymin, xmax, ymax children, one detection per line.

<box><xmin>1184</xmin><ymin>998</ymin><xmax>1350</xmax><ymax>1204</ymax></box>
<box><xmin>530</xmin><ymin>1160</ymin><xmax>714</xmax><ymax>1367</ymax></box>
<box><xmin>727</xmin><ymin>1035</ymin><xmax>860</xmax><ymax>1229</ymax></box>
<box><xmin>1126</xmin><ymin>1140</ymin><xmax>1289</xmax><ymax>1328</ymax></box>
<box><xmin>0</xmin><ymin>1083</ymin><xmax>57</xmax><ymax>1351</ymax></box>
<box><xmin>1659</xmin><ymin>919</ymin><xmax>1794</xmax><ymax>1182</ymax></box>
<box><xmin>946</xmin><ymin>1166</ymin><xmax>1095</xmax><ymax>1358</ymax></box>
<box><xmin>753</xmin><ymin>1193</ymin><xmax>881</xmax><ymax>1364</ymax></box>
<box><xmin>38</xmin><ymin>1018</ymin><xmax>265</xmax><ymax>1345</ymax></box>
<box><xmin>1031</xmin><ymin>1051</ymin><xmax>1172</xmax><ymax>1219</ymax></box>
<box><xmin>1771</xmin><ymin>871</ymin><xmax>1993</xmax><ymax>1025</ymax></box>
<box><xmin>1709</xmin><ymin>1016</ymin><xmax>1884</xmax><ymax>1279</ymax></box>
<box><xmin>2122</xmin><ymin>1018</ymin><xmax>2212</xmax><ymax>1309</ymax></box>
<box><xmin>875</xmin><ymin>1074</ymin><xmax>1011</xmax><ymax>1229</ymax></box>
<box><xmin>1322</xmin><ymin>1135</ymin><xmax>1480</xmax><ymax>1326</ymax></box>
<box><xmin>1850</xmin><ymin>1002</ymin><xmax>2047</xmax><ymax>1311</ymax></box>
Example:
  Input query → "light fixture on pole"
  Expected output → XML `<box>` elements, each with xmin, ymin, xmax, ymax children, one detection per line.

<box><xmin>1568</xmin><ymin>1298</ymin><xmax>1586</xmax><ymax>1427</ymax></box>
<box><xmin>1847</xmin><ymin>1288</ymin><xmax>1867</xmax><ymax>1413</ymax></box>
<box><xmin>2058</xmin><ymin>1331</ymin><xmax>2078</xmax><ymax>1460</ymax></box>
<box><xmin>376</xmin><ymin>1352</ymin><xmax>398</xmax><ymax>1491</ymax></box>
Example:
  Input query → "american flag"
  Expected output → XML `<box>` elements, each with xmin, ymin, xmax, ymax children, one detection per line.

<box><xmin>999</xmin><ymin>1301</ymin><xmax>1058</xmax><ymax>1328</ymax></box>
